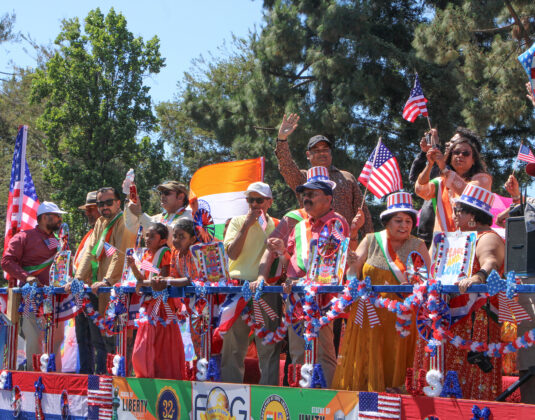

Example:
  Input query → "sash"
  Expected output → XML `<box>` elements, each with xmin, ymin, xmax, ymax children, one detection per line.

<box><xmin>90</xmin><ymin>212</ymin><xmax>123</xmax><ymax>283</ymax></box>
<box><xmin>294</xmin><ymin>218</ymin><xmax>312</xmax><ymax>273</ymax></box>
<box><xmin>142</xmin><ymin>246</ymin><xmax>170</xmax><ymax>280</ymax></box>
<box><xmin>73</xmin><ymin>228</ymin><xmax>93</xmax><ymax>270</ymax></box>
<box><xmin>430</xmin><ymin>178</ymin><xmax>455</xmax><ymax>232</ymax></box>
<box><xmin>23</xmin><ymin>255</ymin><xmax>56</xmax><ymax>276</ymax></box>
<box><xmin>161</xmin><ymin>207</ymin><xmax>186</xmax><ymax>226</ymax></box>
<box><xmin>285</xmin><ymin>208</ymin><xmax>307</xmax><ymax>223</ymax></box>
<box><xmin>374</xmin><ymin>230</ymin><xmax>406</xmax><ymax>284</ymax></box>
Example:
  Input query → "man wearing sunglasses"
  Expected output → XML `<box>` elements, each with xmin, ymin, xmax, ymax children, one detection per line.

<box><xmin>125</xmin><ymin>181</ymin><xmax>192</xmax><ymax>246</ymax></box>
<box><xmin>2</xmin><ymin>201</ymin><xmax>67</xmax><ymax>371</ymax></box>
<box><xmin>267</xmin><ymin>175</ymin><xmax>349</xmax><ymax>388</ymax></box>
<box><xmin>221</xmin><ymin>181</ymin><xmax>278</xmax><ymax>385</ymax></box>
<box><xmin>72</xmin><ymin>186</ymin><xmax>135</xmax><ymax>374</ymax></box>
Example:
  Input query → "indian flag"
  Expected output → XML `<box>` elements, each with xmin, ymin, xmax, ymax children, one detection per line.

<box><xmin>190</xmin><ymin>157</ymin><xmax>264</xmax><ymax>239</ymax></box>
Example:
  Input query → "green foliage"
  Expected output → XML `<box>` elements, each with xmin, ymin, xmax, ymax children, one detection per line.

<box><xmin>30</xmin><ymin>8</ymin><xmax>168</xmax><ymax>240</ymax></box>
<box><xmin>0</xmin><ymin>12</ymin><xmax>17</xmax><ymax>43</ymax></box>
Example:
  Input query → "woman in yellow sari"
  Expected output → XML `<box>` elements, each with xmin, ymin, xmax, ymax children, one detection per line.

<box><xmin>332</xmin><ymin>192</ymin><xmax>430</xmax><ymax>392</ymax></box>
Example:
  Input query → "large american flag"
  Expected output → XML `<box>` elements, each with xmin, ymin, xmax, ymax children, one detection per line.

<box><xmin>518</xmin><ymin>42</ymin><xmax>535</xmax><ymax>93</ymax></box>
<box><xmin>358</xmin><ymin>141</ymin><xmax>402</xmax><ymax>199</ymax></box>
<box><xmin>517</xmin><ymin>144</ymin><xmax>535</xmax><ymax>164</ymax></box>
<box><xmin>402</xmin><ymin>74</ymin><xmax>428</xmax><ymax>122</ymax></box>
<box><xmin>3</xmin><ymin>125</ymin><xmax>39</xmax><ymax>254</ymax></box>
<box><xmin>358</xmin><ymin>392</ymin><xmax>401</xmax><ymax>419</ymax></box>
<box><xmin>87</xmin><ymin>375</ymin><xmax>113</xmax><ymax>420</ymax></box>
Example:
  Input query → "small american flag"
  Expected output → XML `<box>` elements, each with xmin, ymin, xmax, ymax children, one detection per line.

<box><xmin>87</xmin><ymin>375</ymin><xmax>113</xmax><ymax>420</ymax></box>
<box><xmin>358</xmin><ymin>392</ymin><xmax>401</xmax><ymax>419</ymax></box>
<box><xmin>258</xmin><ymin>212</ymin><xmax>267</xmax><ymax>231</ymax></box>
<box><xmin>402</xmin><ymin>74</ymin><xmax>428</xmax><ymax>123</ymax></box>
<box><xmin>517</xmin><ymin>144</ymin><xmax>535</xmax><ymax>164</ymax></box>
<box><xmin>103</xmin><ymin>242</ymin><xmax>117</xmax><ymax>257</ymax></box>
<box><xmin>45</xmin><ymin>237</ymin><xmax>59</xmax><ymax>250</ymax></box>
<box><xmin>358</xmin><ymin>141</ymin><xmax>402</xmax><ymax>199</ymax></box>
<box><xmin>140</xmin><ymin>259</ymin><xmax>161</xmax><ymax>274</ymax></box>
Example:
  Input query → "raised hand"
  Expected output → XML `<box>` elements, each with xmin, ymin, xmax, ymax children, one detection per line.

<box><xmin>504</xmin><ymin>174</ymin><xmax>520</xmax><ymax>198</ymax></box>
<box><xmin>278</xmin><ymin>113</ymin><xmax>300</xmax><ymax>140</ymax></box>
<box><xmin>350</xmin><ymin>209</ymin><xmax>365</xmax><ymax>239</ymax></box>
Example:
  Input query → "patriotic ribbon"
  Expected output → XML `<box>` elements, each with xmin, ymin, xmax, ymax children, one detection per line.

<box><xmin>34</xmin><ymin>377</ymin><xmax>44</xmax><ymax>419</ymax></box>
<box><xmin>20</xmin><ymin>282</ymin><xmax>38</xmax><ymax>317</ymax></box>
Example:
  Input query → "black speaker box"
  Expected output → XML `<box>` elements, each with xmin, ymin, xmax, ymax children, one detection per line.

<box><xmin>505</xmin><ymin>216</ymin><xmax>535</xmax><ymax>275</ymax></box>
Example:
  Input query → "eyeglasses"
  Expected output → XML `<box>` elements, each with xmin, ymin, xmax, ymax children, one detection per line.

<box><xmin>96</xmin><ymin>199</ymin><xmax>116</xmax><ymax>208</ymax></box>
<box><xmin>246</xmin><ymin>197</ymin><xmax>266</xmax><ymax>204</ymax></box>
<box><xmin>452</xmin><ymin>150</ymin><xmax>471</xmax><ymax>157</ymax></box>
<box><xmin>159</xmin><ymin>190</ymin><xmax>174</xmax><ymax>196</ymax></box>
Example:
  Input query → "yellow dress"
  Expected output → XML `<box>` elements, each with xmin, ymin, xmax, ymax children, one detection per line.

<box><xmin>332</xmin><ymin>233</ymin><xmax>421</xmax><ymax>391</ymax></box>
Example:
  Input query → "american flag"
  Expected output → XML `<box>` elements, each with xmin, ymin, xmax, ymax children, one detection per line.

<box><xmin>258</xmin><ymin>212</ymin><xmax>267</xmax><ymax>231</ymax></box>
<box><xmin>402</xmin><ymin>74</ymin><xmax>428</xmax><ymax>122</ymax></box>
<box><xmin>518</xmin><ymin>42</ymin><xmax>535</xmax><ymax>92</ymax></box>
<box><xmin>358</xmin><ymin>392</ymin><xmax>401</xmax><ymax>419</ymax></box>
<box><xmin>103</xmin><ymin>242</ymin><xmax>118</xmax><ymax>257</ymax></box>
<box><xmin>87</xmin><ymin>375</ymin><xmax>113</xmax><ymax>420</ymax></box>
<box><xmin>358</xmin><ymin>141</ymin><xmax>402</xmax><ymax>199</ymax></box>
<box><xmin>45</xmin><ymin>237</ymin><xmax>59</xmax><ymax>250</ymax></box>
<box><xmin>140</xmin><ymin>259</ymin><xmax>161</xmax><ymax>274</ymax></box>
<box><xmin>517</xmin><ymin>144</ymin><xmax>535</xmax><ymax>164</ymax></box>
<box><xmin>3</xmin><ymin>125</ymin><xmax>40</xmax><ymax>255</ymax></box>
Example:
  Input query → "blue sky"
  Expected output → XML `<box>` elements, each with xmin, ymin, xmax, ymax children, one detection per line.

<box><xmin>1</xmin><ymin>0</ymin><xmax>265</xmax><ymax>104</ymax></box>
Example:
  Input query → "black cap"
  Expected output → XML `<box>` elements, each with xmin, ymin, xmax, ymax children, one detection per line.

<box><xmin>307</xmin><ymin>135</ymin><xmax>332</xmax><ymax>150</ymax></box>
<box><xmin>296</xmin><ymin>181</ymin><xmax>333</xmax><ymax>196</ymax></box>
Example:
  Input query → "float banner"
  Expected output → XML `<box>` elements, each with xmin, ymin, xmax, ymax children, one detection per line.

<box><xmin>250</xmin><ymin>386</ymin><xmax>358</xmax><ymax>420</ymax></box>
<box><xmin>114</xmin><ymin>377</ymin><xmax>192</xmax><ymax>420</ymax></box>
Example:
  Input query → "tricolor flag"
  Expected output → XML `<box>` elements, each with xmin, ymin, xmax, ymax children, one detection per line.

<box><xmin>517</xmin><ymin>144</ymin><xmax>535</xmax><ymax>164</ymax></box>
<box><xmin>103</xmin><ymin>242</ymin><xmax>118</xmax><ymax>257</ymax></box>
<box><xmin>140</xmin><ymin>259</ymin><xmax>161</xmax><ymax>274</ymax></box>
<box><xmin>518</xmin><ymin>42</ymin><xmax>535</xmax><ymax>94</ymax></box>
<box><xmin>402</xmin><ymin>74</ymin><xmax>428</xmax><ymax>123</ymax></box>
<box><xmin>190</xmin><ymin>157</ymin><xmax>264</xmax><ymax>239</ymax></box>
<box><xmin>258</xmin><ymin>212</ymin><xmax>267</xmax><ymax>231</ymax></box>
<box><xmin>358</xmin><ymin>141</ymin><xmax>402</xmax><ymax>199</ymax></box>
<box><xmin>3</xmin><ymin>125</ymin><xmax>40</xmax><ymax>256</ymax></box>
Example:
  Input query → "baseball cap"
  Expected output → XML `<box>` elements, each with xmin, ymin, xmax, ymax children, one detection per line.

<box><xmin>245</xmin><ymin>182</ymin><xmax>272</xmax><ymax>198</ymax></box>
<box><xmin>37</xmin><ymin>201</ymin><xmax>67</xmax><ymax>216</ymax></box>
<box><xmin>307</xmin><ymin>135</ymin><xmax>332</xmax><ymax>150</ymax></box>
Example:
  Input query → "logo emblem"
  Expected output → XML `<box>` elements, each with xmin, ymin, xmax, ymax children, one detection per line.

<box><xmin>157</xmin><ymin>386</ymin><xmax>180</xmax><ymax>420</ymax></box>
<box><xmin>260</xmin><ymin>394</ymin><xmax>290</xmax><ymax>420</ymax></box>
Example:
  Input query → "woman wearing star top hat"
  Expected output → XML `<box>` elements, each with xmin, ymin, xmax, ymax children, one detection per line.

<box><xmin>413</xmin><ymin>184</ymin><xmax>505</xmax><ymax>401</ymax></box>
<box><xmin>332</xmin><ymin>192</ymin><xmax>430</xmax><ymax>392</ymax></box>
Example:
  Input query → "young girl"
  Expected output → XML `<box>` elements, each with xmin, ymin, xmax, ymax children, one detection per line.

<box><xmin>127</xmin><ymin>223</ymin><xmax>185</xmax><ymax>379</ymax></box>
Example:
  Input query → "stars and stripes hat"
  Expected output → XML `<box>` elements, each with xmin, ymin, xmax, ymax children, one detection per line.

<box><xmin>379</xmin><ymin>191</ymin><xmax>418</xmax><ymax>219</ymax></box>
<box><xmin>37</xmin><ymin>201</ymin><xmax>67</xmax><ymax>216</ymax></box>
<box><xmin>296</xmin><ymin>166</ymin><xmax>337</xmax><ymax>194</ymax></box>
<box><xmin>456</xmin><ymin>184</ymin><xmax>495</xmax><ymax>216</ymax></box>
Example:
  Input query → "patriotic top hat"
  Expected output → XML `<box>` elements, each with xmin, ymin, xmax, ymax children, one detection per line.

<box><xmin>456</xmin><ymin>184</ymin><xmax>494</xmax><ymax>216</ymax></box>
<box><xmin>379</xmin><ymin>191</ymin><xmax>418</xmax><ymax>219</ymax></box>
<box><xmin>304</xmin><ymin>166</ymin><xmax>336</xmax><ymax>189</ymax></box>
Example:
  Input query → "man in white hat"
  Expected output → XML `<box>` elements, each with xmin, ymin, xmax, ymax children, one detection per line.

<box><xmin>2</xmin><ymin>201</ymin><xmax>67</xmax><ymax>370</ymax></box>
<box><xmin>220</xmin><ymin>181</ymin><xmax>278</xmax><ymax>385</ymax></box>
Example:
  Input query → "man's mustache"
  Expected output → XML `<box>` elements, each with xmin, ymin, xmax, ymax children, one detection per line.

<box><xmin>304</xmin><ymin>200</ymin><xmax>313</xmax><ymax>207</ymax></box>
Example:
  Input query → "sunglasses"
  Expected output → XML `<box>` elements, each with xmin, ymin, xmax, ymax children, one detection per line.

<box><xmin>452</xmin><ymin>150</ymin><xmax>471</xmax><ymax>157</ymax></box>
<box><xmin>96</xmin><ymin>199</ymin><xmax>116</xmax><ymax>208</ymax></box>
<box><xmin>246</xmin><ymin>197</ymin><xmax>266</xmax><ymax>204</ymax></box>
<box><xmin>159</xmin><ymin>190</ymin><xmax>175</xmax><ymax>196</ymax></box>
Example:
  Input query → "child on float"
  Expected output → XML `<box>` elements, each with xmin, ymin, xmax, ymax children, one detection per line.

<box><xmin>127</xmin><ymin>222</ymin><xmax>184</xmax><ymax>379</ymax></box>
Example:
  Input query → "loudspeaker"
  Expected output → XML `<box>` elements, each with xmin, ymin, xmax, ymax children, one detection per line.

<box><xmin>505</xmin><ymin>216</ymin><xmax>535</xmax><ymax>275</ymax></box>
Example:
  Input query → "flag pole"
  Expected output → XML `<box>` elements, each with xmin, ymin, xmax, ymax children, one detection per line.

<box><xmin>512</xmin><ymin>140</ymin><xmax>523</xmax><ymax>176</ymax></box>
<box><xmin>360</xmin><ymin>137</ymin><xmax>382</xmax><ymax>210</ymax></box>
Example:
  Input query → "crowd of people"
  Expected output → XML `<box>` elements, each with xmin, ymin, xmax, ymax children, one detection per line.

<box><xmin>1</xmin><ymin>84</ymin><xmax>535</xmax><ymax>404</ymax></box>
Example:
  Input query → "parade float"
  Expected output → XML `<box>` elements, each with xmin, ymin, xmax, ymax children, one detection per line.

<box><xmin>2</xmin><ymin>204</ymin><xmax>535</xmax><ymax>420</ymax></box>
